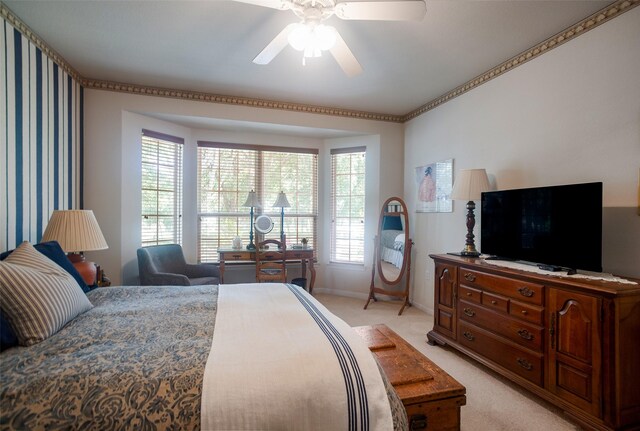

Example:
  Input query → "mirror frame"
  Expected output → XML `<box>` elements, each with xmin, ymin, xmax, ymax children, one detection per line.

<box><xmin>255</xmin><ymin>215</ymin><xmax>274</xmax><ymax>234</ymax></box>
<box><xmin>376</xmin><ymin>197</ymin><xmax>410</xmax><ymax>285</ymax></box>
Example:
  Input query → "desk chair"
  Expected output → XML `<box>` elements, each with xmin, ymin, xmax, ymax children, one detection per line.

<box><xmin>255</xmin><ymin>238</ymin><xmax>287</xmax><ymax>283</ymax></box>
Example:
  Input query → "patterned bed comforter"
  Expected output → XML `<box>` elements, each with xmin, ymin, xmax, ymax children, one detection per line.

<box><xmin>0</xmin><ymin>285</ymin><xmax>407</xmax><ymax>430</ymax></box>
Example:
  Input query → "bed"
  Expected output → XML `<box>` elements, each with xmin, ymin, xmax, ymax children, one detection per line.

<box><xmin>0</xmin><ymin>283</ymin><xmax>409</xmax><ymax>430</ymax></box>
<box><xmin>380</xmin><ymin>229</ymin><xmax>405</xmax><ymax>269</ymax></box>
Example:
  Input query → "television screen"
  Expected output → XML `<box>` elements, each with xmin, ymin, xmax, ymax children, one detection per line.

<box><xmin>480</xmin><ymin>182</ymin><xmax>602</xmax><ymax>272</ymax></box>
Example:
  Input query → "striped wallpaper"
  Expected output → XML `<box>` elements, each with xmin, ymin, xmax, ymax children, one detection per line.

<box><xmin>1</xmin><ymin>18</ymin><xmax>83</xmax><ymax>252</ymax></box>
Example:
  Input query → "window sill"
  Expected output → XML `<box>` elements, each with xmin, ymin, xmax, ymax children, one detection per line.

<box><xmin>327</xmin><ymin>261</ymin><xmax>366</xmax><ymax>271</ymax></box>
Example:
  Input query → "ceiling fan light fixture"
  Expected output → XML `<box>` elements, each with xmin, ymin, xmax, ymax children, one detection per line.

<box><xmin>288</xmin><ymin>23</ymin><xmax>337</xmax><ymax>55</ymax></box>
<box><xmin>247</xmin><ymin>0</ymin><xmax>425</xmax><ymax>76</ymax></box>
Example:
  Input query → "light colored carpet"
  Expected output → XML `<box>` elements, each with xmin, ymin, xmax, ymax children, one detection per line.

<box><xmin>315</xmin><ymin>293</ymin><xmax>581</xmax><ymax>431</ymax></box>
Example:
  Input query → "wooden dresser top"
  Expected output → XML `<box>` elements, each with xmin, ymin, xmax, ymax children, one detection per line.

<box><xmin>430</xmin><ymin>254</ymin><xmax>640</xmax><ymax>297</ymax></box>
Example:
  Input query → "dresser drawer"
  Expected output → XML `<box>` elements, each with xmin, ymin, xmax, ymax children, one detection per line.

<box><xmin>481</xmin><ymin>291</ymin><xmax>509</xmax><ymax>314</ymax></box>
<box><xmin>459</xmin><ymin>285</ymin><xmax>481</xmax><ymax>304</ymax></box>
<box><xmin>458</xmin><ymin>321</ymin><xmax>543</xmax><ymax>387</ymax></box>
<box><xmin>459</xmin><ymin>300</ymin><xmax>543</xmax><ymax>351</ymax></box>
<box><xmin>509</xmin><ymin>300</ymin><xmax>544</xmax><ymax>325</ymax></box>
<box><xmin>221</xmin><ymin>251</ymin><xmax>252</xmax><ymax>261</ymax></box>
<box><xmin>459</xmin><ymin>268</ymin><xmax>544</xmax><ymax>305</ymax></box>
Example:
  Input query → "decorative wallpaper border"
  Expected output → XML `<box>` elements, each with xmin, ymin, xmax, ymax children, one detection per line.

<box><xmin>402</xmin><ymin>0</ymin><xmax>639</xmax><ymax>122</ymax></box>
<box><xmin>81</xmin><ymin>79</ymin><xmax>404</xmax><ymax>123</ymax></box>
<box><xmin>2</xmin><ymin>0</ymin><xmax>638</xmax><ymax>123</ymax></box>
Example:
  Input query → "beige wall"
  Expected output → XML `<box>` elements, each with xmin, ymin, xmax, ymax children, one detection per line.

<box><xmin>404</xmin><ymin>7</ymin><xmax>640</xmax><ymax>313</ymax></box>
<box><xmin>83</xmin><ymin>90</ymin><xmax>404</xmax><ymax>291</ymax></box>
<box><xmin>84</xmin><ymin>8</ymin><xmax>639</xmax><ymax>305</ymax></box>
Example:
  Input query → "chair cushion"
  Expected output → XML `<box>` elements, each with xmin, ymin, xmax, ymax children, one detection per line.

<box><xmin>188</xmin><ymin>276</ymin><xmax>219</xmax><ymax>286</ymax></box>
<box><xmin>145</xmin><ymin>244</ymin><xmax>187</xmax><ymax>274</ymax></box>
<box><xmin>260</xmin><ymin>269</ymin><xmax>284</xmax><ymax>275</ymax></box>
<box><xmin>0</xmin><ymin>242</ymin><xmax>93</xmax><ymax>346</ymax></box>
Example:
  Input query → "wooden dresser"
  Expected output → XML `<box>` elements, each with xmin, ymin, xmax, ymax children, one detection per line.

<box><xmin>427</xmin><ymin>254</ymin><xmax>640</xmax><ymax>431</ymax></box>
<box><xmin>355</xmin><ymin>324</ymin><xmax>466</xmax><ymax>430</ymax></box>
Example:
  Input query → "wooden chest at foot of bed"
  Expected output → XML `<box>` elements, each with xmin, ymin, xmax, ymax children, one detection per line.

<box><xmin>354</xmin><ymin>324</ymin><xmax>466</xmax><ymax>431</ymax></box>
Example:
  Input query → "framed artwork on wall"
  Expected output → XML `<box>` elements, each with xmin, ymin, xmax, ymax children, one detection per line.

<box><xmin>415</xmin><ymin>159</ymin><xmax>453</xmax><ymax>213</ymax></box>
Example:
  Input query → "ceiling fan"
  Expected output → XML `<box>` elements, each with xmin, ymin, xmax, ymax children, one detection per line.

<box><xmin>232</xmin><ymin>0</ymin><xmax>427</xmax><ymax>77</ymax></box>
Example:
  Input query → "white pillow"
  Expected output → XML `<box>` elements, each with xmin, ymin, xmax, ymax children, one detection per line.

<box><xmin>0</xmin><ymin>241</ymin><xmax>93</xmax><ymax>346</ymax></box>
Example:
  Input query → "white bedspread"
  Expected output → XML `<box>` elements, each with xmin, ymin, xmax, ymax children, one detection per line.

<box><xmin>201</xmin><ymin>283</ymin><xmax>393</xmax><ymax>430</ymax></box>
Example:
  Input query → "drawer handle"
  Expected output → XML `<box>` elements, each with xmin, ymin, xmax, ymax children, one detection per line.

<box><xmin>517</xmin><ymin>357</ymin><xmax>533</xmax><ymax>371</ymax></box>
<box><xmin>464</xmin><ymin>273</ymin><xmax>476</xmax><ymax>282</ymax></box>
<box><xmin>463</xmin><ymin>331</ymin><xmax>475</xmax><ymax>341</ymax></box>
<box><xmin>517</xmin><ymin>287</ymin><xmax>535</xmax><ymax>297</ymax></box>
<box><xmin>232</xmin><ymin>254</ymin><xmax>242</xmax><ymax>259</ymax></box>
<box><xmin>466</xmin><ymin>292</ymin><xmax>472</xmax><ymax>296</ymax></box>
<box><xmin>409</xmin><ymin>414</ymin><xmax>428</xmax><ymax>430</ymax></box>
<box><xmin>521</xmin><ymin>310</ymin><xmax>529</xmax><ymax>315</ymax></box>
<box><xmin>491</xmin><ymin>300</ymin><xmax>497</xmax><ymax>305</ymax></box>
<box><xmin>517</xmin><ymin>329</ymin><xmax>534</xmax><ymax>340</ymax></box>
<box><xmin>463</xmin><ymin>308</ymin><xmax>476</xmax><ymax>317</ymax></box>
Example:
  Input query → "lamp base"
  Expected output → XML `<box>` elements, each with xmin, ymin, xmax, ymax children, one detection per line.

<box><xmin>460</xmin><ymin>201</ymin><xmax>481</xmax><ymax>258</ymax></box>
<box><xmin>246</xmin><ymin>243</ymin><xmax>256</xmax><ymax>250</ymax></box>
<box><xmin>67</xmin><ymin>253</ymin><xmax>97</xmax><ymax>285</ymax></box>
<box><xmin>459</xmin><ymin>249</ymin><xmax>481</xmax><ymax>257</ymax></box>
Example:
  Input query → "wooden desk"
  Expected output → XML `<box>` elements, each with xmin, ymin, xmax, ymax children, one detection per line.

<box><xmin>217</xmin><ymin>248</ymin><xmax>316</xmax><ymax>294</ymax></box>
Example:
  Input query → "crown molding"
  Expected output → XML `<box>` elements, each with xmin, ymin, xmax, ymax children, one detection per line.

<box><xmin>81</xmin><ymin>79</ymin><xmax>404</xmax><ymax>123</ymax></box>
<box><xmin>0</xmin><ymin>2</ymin><xmax>83</xmax><ymax>82</ymax></box>
<box><xmin>2</xmin><ymin>0</ymin><xmax>637</xmax><ymax>124</ymax></box>
<box><xmin>402</xmin><ymin>0</ymin><xmax>639</xmax><ymax>122</ymax></box>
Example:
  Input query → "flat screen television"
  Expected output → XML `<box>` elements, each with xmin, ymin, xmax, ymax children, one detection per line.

<box><xmin>480</xmin><ymin>182</ymin><xmax>602</xmax><ymax>272</ymax></box>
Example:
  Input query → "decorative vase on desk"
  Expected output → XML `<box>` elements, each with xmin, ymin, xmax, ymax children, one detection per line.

<box><xmin>301</xmin><ymin>238</ymin><xmax>308</xmax><ymax>248</ymax></box>
<box><xmin>232</xmin><ymin>236</ymin><xmax>243</xmax><ymax>250</ymax></box>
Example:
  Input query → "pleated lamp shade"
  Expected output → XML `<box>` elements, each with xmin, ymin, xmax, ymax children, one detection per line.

<box><xmin>42</xmin><ymin>210</ymin><xmax>108</xmax><ymax>253</ymax></box>
<box><xmin>451</xmin><ymin>169</ymin><xmax>491</xmax><ymax>201</ymax></box>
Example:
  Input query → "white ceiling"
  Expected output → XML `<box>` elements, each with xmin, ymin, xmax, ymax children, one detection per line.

<box><xmin>4</xmin><ymin>0</ymin><xmax>612</xmax><ymax>117</ymax></box>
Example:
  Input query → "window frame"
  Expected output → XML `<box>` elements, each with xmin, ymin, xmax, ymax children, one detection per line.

<box><xmin>330</xmin><ymin>146</ymin><xmax>367</xmax><ymax>265</ymax></box>
<box><xmin>197</xmin><ymin>141</ymin><xmax>318</xmax><ymax>263</ymax></box>
<box><xmin>140</xmin><ymin>129</ymin><xmax>184</xmax><ymax>248</ymax></box>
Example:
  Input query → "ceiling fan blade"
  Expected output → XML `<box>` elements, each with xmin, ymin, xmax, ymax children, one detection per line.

<box><xmin>253</xmin><ymin>23</ymin><xmax>297</xmax><ymax>65</ymax></box>
<box><xmin>329</xmin><ymin>31</ymin><xmax>363</xmax><ymax>77</ymax></box>
<box><xmin>231</xmin><ymin>0</ymin><xmax>292</xmax><ymax>10</ymax></box>
<box><xmin>335</xmin><ymin>1</ymin><xmax>426</xmax><ymax>21</ymax></box>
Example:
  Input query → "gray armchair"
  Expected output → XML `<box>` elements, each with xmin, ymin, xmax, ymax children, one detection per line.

<box><xmin>137</xmin><ymin>244</ymin><xmax>220</xmax><ymax>286</ymax></box>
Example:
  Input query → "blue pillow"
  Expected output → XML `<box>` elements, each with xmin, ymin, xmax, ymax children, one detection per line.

<box><xmin>0</xmin><ymin>310</ymin><xmax>18</xmax><ymax>351</ymax></box>
<box><xmin>382</xmin><ymin>215</ymin><xmax>403</xmax><ymax>231</ymax></box>
<box><xmin>1</xmin><ymin>241</ymin><xmax>91</xmax><ymax>293</ymax></box>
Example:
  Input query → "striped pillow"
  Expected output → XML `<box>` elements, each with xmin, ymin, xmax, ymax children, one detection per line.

<box><xmin>0</xmin><ymin>241</ymin><xmax>93</xmax><ymax>346</ymax></box>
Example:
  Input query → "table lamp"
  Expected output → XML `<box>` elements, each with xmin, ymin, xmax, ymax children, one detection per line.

<box><xmin>273</xmin><ymin>191</ymin><xmax>291</xmax><ymax>243</ymax></box>
<box><xmin>41</xmin><ymin>209</ymin><xmax>108</xmax><ymax>285</ymax></box>
<box><xmin>451</xmin><ymin>169</ymin><xmax>491</xmax><ymax>257</ymax></box>
<box><xmin>242</xmin><ymin>190</ymin><xmax>261</xmax><ymax>250</ymax></box>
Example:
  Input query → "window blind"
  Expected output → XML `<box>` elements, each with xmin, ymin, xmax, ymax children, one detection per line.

<box><xmin>330</xmin><ymin>147</ymin><xmax>366</xmax><ymax>264</ymax></box>
<box><xmin>197</xmin><ymin>142</ymin><xmax>318</xmax><ymax>263</ymax></box>
<box><xmin>141</xmin><ymin>130</ymin><xmax>183</xmax><ymax>247</ymax></box>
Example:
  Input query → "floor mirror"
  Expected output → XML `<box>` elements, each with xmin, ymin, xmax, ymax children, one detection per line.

<box><xmin>364</xmin><ymin>196</ymin><xmax>413</xmax><ymax>315</ymax></box>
